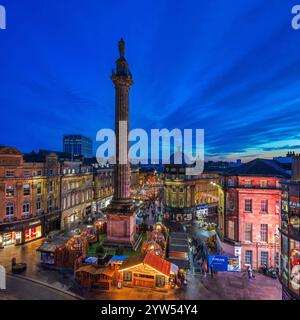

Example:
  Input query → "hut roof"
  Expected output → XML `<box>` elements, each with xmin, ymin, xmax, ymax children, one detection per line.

<box><xmin>119</xmin><ymin>252</ymin><xmax>172</xmax><ymax>276</ymax></box>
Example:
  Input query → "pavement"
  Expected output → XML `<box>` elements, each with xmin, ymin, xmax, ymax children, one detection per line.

<box><xmin>0</xmin><ymin>274</ymin><xmax>78</xmax><ymax>300</ymax></box>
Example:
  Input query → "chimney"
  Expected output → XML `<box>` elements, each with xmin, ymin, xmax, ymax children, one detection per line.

<box><xmin>292</xmin><ymin>154</ymin><xmax>300</xmax><ymax>181</ymax></box>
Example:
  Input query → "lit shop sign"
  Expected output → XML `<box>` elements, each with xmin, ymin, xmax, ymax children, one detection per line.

<box><xmin>208</xmin><ymin>255</ymin><xmax>240</xmax><ymax>272</ymax></box>
<box><xmin>196</xmin><ymin>204</ymin><xmax>208</xmax><ymax>218</ymax></box>
<box><xmin>289</xmin><ymin>197</ymin><xmax>300</xmax><ymax>208</ymax></box>
<box><xmin>29</xmin><ymin>220</ymin><xmax>41</xmax><ymax>227</ymax></box>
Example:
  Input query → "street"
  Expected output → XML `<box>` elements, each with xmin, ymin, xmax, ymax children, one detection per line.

<box><xmin>0</xmin><ymin>274</ymin><xmax>78</xmax><ymax>300</ymax></box>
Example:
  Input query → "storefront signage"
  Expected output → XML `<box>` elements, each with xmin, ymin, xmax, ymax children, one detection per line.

<box><xmin>29</xmin><ymin>220</ymin><xmax>41</xmax><ymax>227</ymax></box>
<box><xmin>208</xmin><ymin>255</ymin><xmax>240</xmax><ymax>272</ymax></box>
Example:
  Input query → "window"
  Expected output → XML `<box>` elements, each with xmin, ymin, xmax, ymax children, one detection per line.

<box><xmin>244</xmin><ymin>180</ymin><xmax>252</xmax><ymax>187</ymax></box>
<box><xmin>261</xmin><ymin>200</ymin><xmax>268</xmax><ymax>213</ymax></box>
<box><xmin>6</xmin><ymin>204</ymin><xmax>14</xmax><ymax>216</ymax></box>
<box><xmin>245</xmin><ymin>223</ymin><xmax>252</xmax><ymax>242</ymax></box>
<box><xmin>5</xmin><ymin>185</ymin><xmax>14</xmax><ymax>197</ymax></box>
<box><xmin>6</xmin><ymin>170</ymin><xmax>15</xmax><ymax>177</ymax></box>
<box><xmin>260</xmin><ymin>180</ymin><xmax>268</xmax><ymax>188</ymax></box>
<box><xmin>48</xmin><ymin>181</ymin><xmax>53</xmax><ymax>192</ymax></box>
<box><xmin>228</xmin><ymin>179</ymin><xmax>235</xmax><ymax>187</ymax></box>
<box><xmin>260</xmin><ymin>224</ymin><xmax>268</xmax><ymax>242</ymax></box>
<box><xmin>275</xmin><ymin>252</ymin><xmax>279</xmax><ymax>266</ymax></box>
<box><xmin>123</xmin><ymin>271</ymin><xmax>132</xmax><ymax>282</ymax></box>
<box><xmin>179</xmin><ymin>198</ymin><xmax>184</xmax><ymax>207</ymax></box>
<box><xmin>245</xmin><ymin>250</ymin><xmax>252</xmax><ymax>265</ymax></box>
<box><xmin>49</xmin><ymin>169</ymin><xmax>53</xmax><ymax>175</ymax></box>
<box><xmin>23</xmin><ymin>201</ymin><xmax>30</xmax><ymax>214</ymax></box>
<box><xmin>48</xmin><ymin>197</ymin><xmax>53</xmax><ymax>210</ymax></box>
<box><xmin>260</xmin><ymin>251</ymin><xmax>269</xmax><ymax>266</ymax></box>
<box><xmin>37</xmin><ymin>170</ymin><xmax>42</xmax><ymax>176</ymax></box>
<box><xmin>228</xmin><ymin>221</ymin><xmax>235</xmax><ymax>240</ymax></box>
<box><xmin>23</xmin><ymin>184</ymin><xmax>30</xmax><ymax>196</ymax></box>
<box><xmin>24</xmin><ymin>170</ymin><xmax>31</xmax><ymax>177</ymax></box>
<box><xmin>37</xmin><ymin>182</ymin><xmax>42</xmax><ymax>194</ymax></box>
<box><xmin>244</xmin><ymin>199</ymin><xmax>252</xmax><ymax>212</ymax></box>
<box><xmin>36</xmin><ymin>199</ymin><xmax>41</xmax><ymax>211</ymax></box>
<box><xmin>156</xmin><ymin>275</ymin><xmax>165</xmax><ymax>287</ymax></box>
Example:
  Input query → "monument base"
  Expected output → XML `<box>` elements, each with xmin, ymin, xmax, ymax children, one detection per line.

<box><xmin>103</xmin><ymin>201</ymin><xmax>139</xmax><ymax>250</ymax></box>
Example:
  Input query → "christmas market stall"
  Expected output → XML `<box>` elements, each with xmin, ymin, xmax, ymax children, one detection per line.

<box><xmin>118</xmin><ymin>252</ymin><xmax>178</xmax><ymax>290</ymax></box>
<box><xmin>38</xmin><ymin>235</ymin><xmax>88</xmax><ymax>269</ymax></box>
<box><xmin>75</xmin><ymin>265</ymin><xmax>117</xmax><ymax>290</ymax></box>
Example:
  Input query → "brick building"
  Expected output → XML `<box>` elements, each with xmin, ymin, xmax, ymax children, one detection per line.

<box><xmin>217</xmin><ymin>158</ymin><xmax>290</xmax><ymax>270</ymax></box>
<box><xmin>0</xmin><ymin>147</ymin><xmax>61</xmax><ymax>247</ymax></box>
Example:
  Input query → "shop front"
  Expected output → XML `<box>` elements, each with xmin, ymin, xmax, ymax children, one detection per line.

<box><xmin>0</xmin><ymin>217</ymin><xmax>43</xmax><ymax>247</ymax></box>
<box><xmin>23</xmin><ymin>219</ymin><xmax>43</xmax><ymax>243</ymax></box>
<box><xmin>43</xmin><ymin>211</ymin><xmax>61</xmax><ymax>235</ymax></box>
<box><xmin>0</xmin><ymin>230</ymin><xmax>22</xmax><ymax>247</ymax></box>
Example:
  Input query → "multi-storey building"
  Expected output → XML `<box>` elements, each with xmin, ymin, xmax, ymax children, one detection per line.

<box><xmin>163</xmin><ymin>152</ymin><xmax>219</xmax><ymax>222</ymax></box>
<box><xmin>93</xmin><ymin>164</ymin><xmax>114</xmax><ymax>211</ymax></box>
<box><xmin>217</xmin><ymin>158</ymin><xmax>290</xmax><ymax>270</ymax></box>
<box><xmin>280</xmin><ymin>155</ymin><xmax>300</xmax><ymax>300</ymax></box>
<box><xmin>63</xmin><ymin>134</ymin><xmax>93</xmax><ymax>159</ymax></box>
<box><xmin>0</xmin><ymin>147</ymin><xmax>61</xmax><ymax>247</ymax></box>
<box><xmin>60</xmin><ymin>161</ymin><xmax>93</xmax><ymax>229</ymax></box>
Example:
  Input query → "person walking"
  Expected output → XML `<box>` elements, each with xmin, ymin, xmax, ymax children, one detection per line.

<box><xmin>210</xmin><ymin>264</ymin><xmax>214</xmax><ymax>278</ymax></box>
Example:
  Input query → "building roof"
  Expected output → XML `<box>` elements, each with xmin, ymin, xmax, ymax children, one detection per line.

<box><xmin>225</xmin><ymin>158</ymin><xmax>290</xmax><ymax>178</ymax></box>
<box><xmin>119</xmin><ymin>252</ymin><xmax>172</xmax><ymax>276</ymax></box>
<box><xmin>143</xmin><ymin>252</ymin><xmax>172</xmax><ymax>276</ymax></box>
<box><xmin>0</xmin><ymin>146</ymin><xmax>22</xmax><ymax>156</ymax></box>
<box><xmin>119</xmin><ymin>253</ymin><xmax>146</xmax><ymax>270</ymax></box>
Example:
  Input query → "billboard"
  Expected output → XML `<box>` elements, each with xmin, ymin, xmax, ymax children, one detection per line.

<box><xmin>208</xmin><ymin>255</ymin><xmax>240</xmax><ymax>272</ymax></box>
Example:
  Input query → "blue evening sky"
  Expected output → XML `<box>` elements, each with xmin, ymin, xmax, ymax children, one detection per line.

<box><xmin>0</xmin><ymin>0</ymin><xmax>300</xmax><ymax>161</ymax></box>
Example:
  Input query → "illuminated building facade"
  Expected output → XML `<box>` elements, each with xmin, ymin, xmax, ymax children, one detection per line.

<box><xmin>0</xmin><ymin>147</ymin><xmax>61</xmax><ymax>247</ymax></box>
<box><xmin>163</xmin><ymin>152</ymin><xmax>219</xmax><ymax>222</ymax></box>
<box><xmin>217</xmin><ymin>158</ymin><xmax>289</xmax><ymax>270</ymax></box>
<box><xmin>60</xmin><ymin>161</ymin><xmax>93</xmax><ymax>229</ymax></box>
<box><xmin>280</xmin><ymin>155</ymin><xmax>300</xmax><ymax>300</ymax></box>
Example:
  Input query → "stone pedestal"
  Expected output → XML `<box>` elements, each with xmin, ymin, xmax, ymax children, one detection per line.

<box><xmin>104</xmin><ymin>201</ymin><xmax>137</xmax><ymax>249</ymax></box>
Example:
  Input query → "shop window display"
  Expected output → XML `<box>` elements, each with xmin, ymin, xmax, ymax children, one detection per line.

<box><xmin>25</xmin><ymin>226</ymin><xmax>42</xmax><ymax>242</ymax></box>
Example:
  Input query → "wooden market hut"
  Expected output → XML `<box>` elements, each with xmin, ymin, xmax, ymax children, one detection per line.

<box><xmin>118</xmin><ymin>252</ymin><xmax>178</xmax><ymax>290</ymax></box>
<box><xmin>75</xmin><ymin>265</ymin><xmax>116</xmax><ymax>290</ymax></box>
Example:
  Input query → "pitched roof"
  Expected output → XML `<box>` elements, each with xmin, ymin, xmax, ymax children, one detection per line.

<box><xmin>119</xmin><ymin>253</ymin><xmax>146</xmax><ymax>270</ymax></box>
<box><xmin>225</xmin><ymin>158</ymin><xmax>290</xmax><ymax>178</ymax></box>
<box><xmin>143</xmin><ymin>252</ymin><xmax>171</xmax><ymax>276</ymax></box>
<box><xmin>119</xmin><ymin>252</ymin><xmax>172</xmax><ymax>276</ymax></box>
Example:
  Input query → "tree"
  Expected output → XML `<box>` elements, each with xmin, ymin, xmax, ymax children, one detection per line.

<box><xmin>115</xmin><ymin>246</ymin><xmax>124</xmax><ymax>255</ymax></box>
<box><xmin>95</xmin><ymin>244</ymin><xmax>105</xmax><ymax>256</ymax></box>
